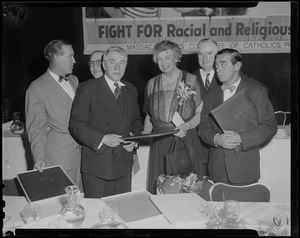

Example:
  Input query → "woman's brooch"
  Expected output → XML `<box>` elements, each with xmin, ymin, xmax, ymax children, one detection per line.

<box><xmin>176</xmin><ymin>81</ymin><xmax>197</xmax><ymax>106</ymax></box>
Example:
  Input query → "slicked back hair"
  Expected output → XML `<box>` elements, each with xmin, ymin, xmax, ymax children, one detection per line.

<box><xmin>43</xmin><ymin>39</ymin><xmax>72</xmax><ymax>64</ymax></box>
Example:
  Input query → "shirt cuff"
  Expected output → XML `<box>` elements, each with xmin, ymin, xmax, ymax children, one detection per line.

<box><xmin>213</xmin><ymin>133</ymin><xmax>220</xmax><ymax>147</ymax></box>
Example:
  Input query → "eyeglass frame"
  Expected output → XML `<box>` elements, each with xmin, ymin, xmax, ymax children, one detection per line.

<box><xmin>88</xmin><ymin>59</ymin><xmax>102</xmax><ymax>67</ymax></box>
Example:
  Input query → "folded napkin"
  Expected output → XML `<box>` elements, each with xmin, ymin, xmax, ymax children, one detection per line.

<box><xmin>2</xmin><ymin>120</ymin><xmax>13</xmax><ymax>131</ymax></box>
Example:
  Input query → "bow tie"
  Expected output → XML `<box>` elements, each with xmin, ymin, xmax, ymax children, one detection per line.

<box><xmin>58</xmin><ymin>74</ymin><xmax>70</xmax><ymax>83</ymax></box>
<box><xmin>221</xmin><ymin>84</ymin><xmax>236</xmax><ymax>93</ymax></box>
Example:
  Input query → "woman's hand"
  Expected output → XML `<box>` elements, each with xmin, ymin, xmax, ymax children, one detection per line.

<box><xmin>122</xmin><ymin>141</ymin><xmax>137</xmax><ymax>152</ymax></box>
<box><xmin>174</xmin><ymin>122</ymin><xmax>190</xmax><ymax>138</ymax></box>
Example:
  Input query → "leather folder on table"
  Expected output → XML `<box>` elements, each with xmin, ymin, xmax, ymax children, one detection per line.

<box><xmin>17</xmin><ymin>165</ymin><xmax>76</xmax><ymax>202</ymax></box>
<box><xmin>210</xmin><ymin>88</ymin><xmax>258</xmax><ymax>133</ymax></box>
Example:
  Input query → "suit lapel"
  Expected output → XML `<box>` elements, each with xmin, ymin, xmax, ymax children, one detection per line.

<box><xmin>196</xmin><ymin>68</ymin><xmax>206</xmax><ymax>90</ymax></box>
<box><xmin>211</xmin><ymin>87</ymin><xmax>223</xmax><ymax>109</ymax></box>
<box><xmin>68</xmin><ymin>75</ymin><xmax>77</xmax><ymax>95</ymax></box>
<box><xmin>45</xmin><ymin>71</ymin><xmax>73</xmax><ymax>107</ymax></box>
<box><xmin>235</xmin><ymin>75</ymin><xmax>247</xmax><ymax>94</ymax></box>
<box><xmin>96</xmin><ymin>77</ymin><xmax>123</xmax><ymax>118</ymax></box>
<box><xmin>116</xmin><ymin>84</ymin><xmax>132</xmax><ymax>131</ymax></box>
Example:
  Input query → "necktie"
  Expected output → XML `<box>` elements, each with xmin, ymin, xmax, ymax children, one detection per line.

<box><xmin>205</xmin><ymin>73</ymin><xmax>210</xmax><ymax>91</ymax></box>
<box><xmin>114</xmin><ymin>82</ymin><xmax>121</xmax><ymax>99</ymax></box>
<box><xmin>58</xmin><ymin>74</ymin><xmax>70</xmax><ymax>83</ymax></box>
<box><xmin>221</xmin><ymin>84</ymin><xmax>236</xmax><ymax>93</ymax></box>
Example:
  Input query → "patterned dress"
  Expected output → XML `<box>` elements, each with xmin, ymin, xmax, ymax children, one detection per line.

<box><xmin>144</xmin><ymin>70</ymin><xmax>204</xmax><ymax>194</ymax></box>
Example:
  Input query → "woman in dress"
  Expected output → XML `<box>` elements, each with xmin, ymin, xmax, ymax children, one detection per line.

<box><xmin>142</xmin><ymin>40</ymin><xmax>204</xmax><ymax>194</ymax></box>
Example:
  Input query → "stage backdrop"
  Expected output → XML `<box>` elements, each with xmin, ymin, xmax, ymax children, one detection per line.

<box><xmin>2</xmin><ymin>3</ymin><xmax>293</xmax><ymax>124</ymax></box>
<box><xmin>82</xmin><ymin>5</ymin><xmax>290</xmax><ymax>55</ymax></box>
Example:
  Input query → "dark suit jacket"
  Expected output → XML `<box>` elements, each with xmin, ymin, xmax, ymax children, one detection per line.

<box><xmin>192</xmin><ymin>68</ymin><xmax>221</xmax><ymax>165</ymax></box>
<box><xmin>192</xmin><ymin>68</ymin><xmax>222</xmax><ymax>101</ymax></box>
<box><xmin>69</xmin><ymin>76</ymin><xmax>141</xmax><ymax>180</ymax></box>
<box><xmin>199</xmin><ymin>73</ymin><xmax>277</xmax><ymax>184</ymax></box>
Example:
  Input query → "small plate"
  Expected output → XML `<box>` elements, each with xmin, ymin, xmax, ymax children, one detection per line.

<box><xmin>90</xmin><ymin>221</ymin><xmax>128</xmax><ymax>229</ymax></box>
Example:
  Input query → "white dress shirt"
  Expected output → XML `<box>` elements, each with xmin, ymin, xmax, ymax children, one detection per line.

<box><xmin>200</xmin><ymin>69</ymin><xmax>215</xmax><ymax>86</ymax></box>
<box><xmin>48</xmin><ymin>69</ymin><xmax>75</xmax><ymax>100</ymax></box>
<box><xmin>223</xmin><ymin>77</ymin><xmax>241</xmax><ymax>102</ymax></box>
<box><xmin>104</xmin><ymin>75</ymin><xmax>125</xmax><ymax>93</ymax></box>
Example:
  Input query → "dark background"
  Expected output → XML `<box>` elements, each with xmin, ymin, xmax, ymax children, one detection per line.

<box><xmin>2</xmin><ymin>3</ymin><xmax>294</xmax><ymax>123</ymax></box>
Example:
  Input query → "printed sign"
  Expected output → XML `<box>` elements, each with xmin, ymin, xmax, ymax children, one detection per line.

<box><xmin>82</xmin><ymin>8</ymin><xmax>290</xmax><ymax>54</ymax></box>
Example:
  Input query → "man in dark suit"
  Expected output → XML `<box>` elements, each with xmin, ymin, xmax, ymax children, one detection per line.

<box><xmin>192</xmin><ymin>38</ymin><xmax>221</xmax><ymax>175</ymax></box>
<box><xmin>25</xmin><ymin>39</ymin><xmax>82</xmax><ymax>190</ymax></box>
<box><xmin>69</xmin><ymin>46</ymin><xmax>141</xmax><ymax>198</ymax></box>
<box><xmin>89</xmin><ymin>50</ymin><xmax>104</xmax><ymax>79</ymax></box>
<box><xmin>199</xmin><ymin>48</ymin><xmax>277</xmax><ymax>185</ymax></box>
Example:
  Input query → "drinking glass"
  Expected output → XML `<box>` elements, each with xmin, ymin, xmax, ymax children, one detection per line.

<box><xmin>10</xmin><ymin>112</ymin><xmax>25</xmax><ymax>135</ymax></box>
<box><xmin>224</xmin><ymin>200</ymin><xmax>240</xmax><ymax>221</ymax></box>
<box><xmin>99</xmin><ymin>202</ymin><xmax>119</xmax><ymax>223</ymax></box>
<box><xmin>20</xmin><ymin>203</ymin><xmax>41</xmax><ymax>224</ymax></box>
<box><xmin>61</xmin><ymin>185</ymin><xmax>85</xmax><ymax>228</ymax></box>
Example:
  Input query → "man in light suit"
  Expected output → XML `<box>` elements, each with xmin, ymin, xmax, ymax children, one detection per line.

<box><xmin>25</xmin><ymin>39</ymin><xmax>82</xmax><ymax>190</ymax></box>
<box><xmin>192</xmin><ymin>38</ymin><xmax>221</xmax><ymax>175</ymax></box>
<box><xmin>69</xmin><ymin>46</ymin><xmax>142</xmax><ymax>198</ymax></box>
<box><xmin>199</xmin><ymin>48</ymin><xmax>277</xmax><ymax>185</ymax></box>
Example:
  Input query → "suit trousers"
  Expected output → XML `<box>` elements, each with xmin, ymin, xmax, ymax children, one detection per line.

<box><xmin>65</xmin><ymin>167</ymin><xmax>83</xmax><ymax>192</ymax></box>
<box><xmin>82</xmin><ymin>172</ymin><xmax>132</xmax><ymax>198</ymax></box>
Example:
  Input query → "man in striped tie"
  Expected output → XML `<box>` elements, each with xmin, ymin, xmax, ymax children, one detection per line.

<box><xmin>69</xmin><ymin>46</ymin><xmax>142</xmax><ymax>198</ymax></box>
<box><xmin>192</xmin><ymin>38</ymin><xmax>222</xmax><ymax>175</ymax></box>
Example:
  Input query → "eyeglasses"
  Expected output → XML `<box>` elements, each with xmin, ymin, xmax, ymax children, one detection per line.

<box><xmin>88</xmin><ymin>59</ymin><xmax>102</xmax><ymax>67</ymax></box>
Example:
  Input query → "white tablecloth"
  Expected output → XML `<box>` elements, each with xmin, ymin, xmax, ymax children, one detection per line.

<box><xmin>2</xmin><ymin>121</ymin><xmax>32</xmax><ymax>180</ymax></box>
<box><xmin>259</xmin><ymin>125</ymin><xmax>291</xmax><ymax>204</ymax></box>
<box><xmin>3</xmin><ymin>192</ymin><xmax>291</xmax><ymax>236</ymax></box>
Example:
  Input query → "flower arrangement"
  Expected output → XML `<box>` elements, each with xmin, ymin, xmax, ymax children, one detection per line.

<box><xmin>199</xmin><ymin>203</ymin><xmax>246</xmax><ymax>229</ymax></box>
<box><xmin>176</xmin><ymin>81</ymin><xmax>197</xmax><ymax>106</ymax></box>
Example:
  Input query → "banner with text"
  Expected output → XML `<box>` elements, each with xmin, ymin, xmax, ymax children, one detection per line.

<box><xmin>83</xmin><ymin>12</ymin><xmax>290</xmax><ymax>55</ymax></box>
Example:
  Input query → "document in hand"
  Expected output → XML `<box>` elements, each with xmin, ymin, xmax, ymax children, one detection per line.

<box><xmin>210</xmin><ymin>88</ymin><xmax>258</xmax><ymax>133</ymax></box>
<box><xmin>17</xmin><ymin>165</ymin><xmax>76</xmax><ymax>202</ymax></box>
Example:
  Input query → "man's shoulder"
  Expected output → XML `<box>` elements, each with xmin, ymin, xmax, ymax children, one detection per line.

<box><xmin>242</xmin><ymin>73</ymin><xmax>267</xmax><ymax>90</ymax></box>
<box><xmin>27</xmin><ymin>71</ymin><xmax>50</xmax><ymax>90</ymax></box>
<box><xmin>122</xmin><ymin>80</ymin><xmax>138</xmax><ymax>95</ymax></box>
<box><xmin>78</xmin><ymin>77</ymin><xmax>99</xmax><ymax>88</ymax></box>
<box><xmin>191</xmin><ymin>68</ymin><xmax>200</xmax><ymax>76</ymax></box>
<box><xmin>122</xmin><ymin>80</ymin><xmax>136</xmax><ymax>89</ymax></box>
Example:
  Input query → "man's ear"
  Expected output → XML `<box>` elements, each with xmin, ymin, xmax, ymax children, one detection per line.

<box><xmin>234</xmin><ymin>61</ymin><xmax>242</xmax><ymax>71</ymax></box>
<box><xmin>53</xmin><ymin>54</ymin><xmax>59</xmax><ymax>64</ymax></box>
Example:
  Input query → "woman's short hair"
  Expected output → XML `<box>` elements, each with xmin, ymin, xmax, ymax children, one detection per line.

<box><xmin>152</xmin><ymin>40</ymin><xmax>182</xmax><ymax>64</ymax></box>
<box><xmin>43</xmin><ymin>39</ymin><xmax>72</xmax><ymax>63</ymax></box>
<box><xmin>103</xmin><ymin>46</ymin><xmax>128</xmax><ymax>62</ymax></box>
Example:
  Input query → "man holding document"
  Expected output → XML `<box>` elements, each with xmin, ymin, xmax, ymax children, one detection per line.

<box><xmin>199</xmin><ymin>48</ymin><xmax>277</xmax><ymax>185</ymax></box>
<box><xmin>69</xmin><ymin>46</ymin><xmax>141</xmax><ymax>198</ymax></box>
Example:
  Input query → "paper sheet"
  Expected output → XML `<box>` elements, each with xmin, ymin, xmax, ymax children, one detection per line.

<box><xmin>150</xmin><ymin>193</ymin><xmax>208</xmax><ymax>224</ymax></box>
<box><xmin>172</xmin><ymin>112</ymin><xmax>185</xmax><ymax>127</ymax></box>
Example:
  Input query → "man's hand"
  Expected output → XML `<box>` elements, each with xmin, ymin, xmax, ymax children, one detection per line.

<box><xmin>34</xmin><ymin>159</ymin><xmax>46</xmax><ymax>172</ymax></box>
<box><xmin>102</xmin><ymin>134</ymin><xmax>124</xmax><ymax>147</ymax></box>
<box><xmin>215</xmin><ymin>130</ymin><xmax>241</xmax><ymax>150</ymax></box>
